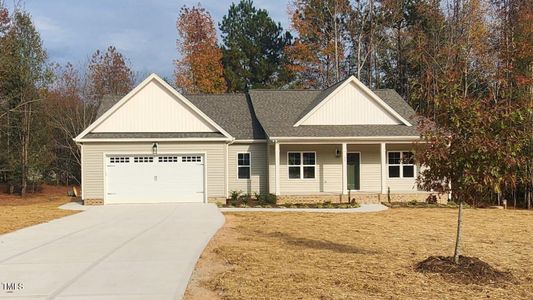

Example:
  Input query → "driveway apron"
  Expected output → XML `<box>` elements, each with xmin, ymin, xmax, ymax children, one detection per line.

<box><xmin>0</xmin><ymin>203</ymin><xmax>224</xmax><ymax>300</ymax></box>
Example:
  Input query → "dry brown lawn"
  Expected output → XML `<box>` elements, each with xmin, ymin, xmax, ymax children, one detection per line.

<box><xmin>185</xmin><ymin>208</ymin><xmax>533</xmax><ymax>300</ymax></box>
<box><xmin>0</xmin><ymin>185</ymin><xmax>79</xmax><ymax>234</ymax></box>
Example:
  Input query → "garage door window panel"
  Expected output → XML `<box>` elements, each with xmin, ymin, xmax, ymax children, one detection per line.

<box><xmin>158</xmin><ymin>156</ymin><xmax>178</xmax><ymax>163</ymax></box>
<box><xmin>110</xmin><ymin>157</ymin><xmax>129</xmax><ymax>164</ymax></box>
<box><xmin>134</xmin><ymin>156</ymin><xmax>153</xmax><ymax>163</ymax></box>
<box><xmin>182</xmin><ymin>156</ymin><xmax>202</xmax><ymax>163</ymax></box>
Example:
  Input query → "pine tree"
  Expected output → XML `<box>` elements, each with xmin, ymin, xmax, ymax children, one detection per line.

<box><xmin>220</xmin><ymin>0</ymin><xmax>292</xmax><ymax>91</ymax></box>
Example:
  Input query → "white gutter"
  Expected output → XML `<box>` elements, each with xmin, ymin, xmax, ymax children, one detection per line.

<box><xmin>74</xmin><ymin>137</ymin><xmax>233</xmax><ymax>143</ymax></box>
<box><xmin>269</xmin><ymin>136</ymin><xmax>421</xmax><ymax>141</ymax></box>
<box><xmin>232</xmin><ymin>139</ymin><xmax>267</xmax><ymax>144</ymax></box>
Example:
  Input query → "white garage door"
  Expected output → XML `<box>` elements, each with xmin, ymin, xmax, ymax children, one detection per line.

<box><xmin>105</xmin><ymin>154</ymin><xmax>205</xmax><ymax>204</ymax></box>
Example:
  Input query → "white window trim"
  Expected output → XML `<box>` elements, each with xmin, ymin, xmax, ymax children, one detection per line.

<box><xmin>287</xmin><ymin>151</ymin><xmax>316</xmax><ymax>180</ymax></box>
<box><xmin>237</xmin><ymin>152</ymin><xmax>251</xmax><ymax>180</ymax></box>
<box><xmin>387</xmin><ymin>151</ymin><xmax>416</xmax><ymax>179</ymax></box>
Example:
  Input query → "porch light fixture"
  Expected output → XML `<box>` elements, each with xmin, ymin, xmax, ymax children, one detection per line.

<box><xmin>152</xmin><ymin>143</ymin><xmax>158</xmax><ymax>155</ymax></box>
<box><xmin>335</xmin><ymin>148</ymin><xmax>341</xmax><ymax>158</ymax></box>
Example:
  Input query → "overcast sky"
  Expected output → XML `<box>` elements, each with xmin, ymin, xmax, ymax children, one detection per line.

<box><xmin>7</xmin><ymin>0</ymin><xmax>290</xmax><ymax>80</ymax></box>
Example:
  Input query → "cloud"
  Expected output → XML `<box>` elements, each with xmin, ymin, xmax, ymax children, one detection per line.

<box><xmin>18</xmin><ymin>0</ymin><xmax>291</xmax><ymax>79</ymax></box>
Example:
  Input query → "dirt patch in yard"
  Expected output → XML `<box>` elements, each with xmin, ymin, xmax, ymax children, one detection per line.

<box><xmin>185</xmin><ymin>209</ymin><xmax>533</xmax><ymax>299</ymax></box>
<box><xmin>0</xmin><ymin>185</ymin><xmax>79</xmax><ymax>234</ymax></box>
<box><xmin>184</xmin><ymin>215</ymin><xmax>240</xmax><ymax>300</ymax></box>
<box><xmin>416</xmin><ymin>255</ymin><xmax>515</xmax><ymax>285</ymax></box>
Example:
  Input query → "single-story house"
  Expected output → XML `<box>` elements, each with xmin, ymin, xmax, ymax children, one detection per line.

<box><xmin>74</xmin><ymin>74</ymin><xmax>440</xmax><ymax>205</ymax></box>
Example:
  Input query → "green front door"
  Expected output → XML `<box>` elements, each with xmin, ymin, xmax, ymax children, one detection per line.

<box><xmin>347</xmin><ymin>153</ymin><xmax>360</xmax><ymax>190</ymax></box>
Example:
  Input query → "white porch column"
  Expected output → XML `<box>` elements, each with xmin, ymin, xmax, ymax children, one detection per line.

<box><xmin>380</xmin><ymin>142</ymin><xmax>387</xmax><ymax>194</ymax></box>
<box><xmin>274</xmin><ymin>142</ymin><xmax>280</xmax><ymax>195</ymax></box>
<box><xmin>341</xmin><ymin>143</ymin><xmax>347</xmax><ymax>194</ymax></box>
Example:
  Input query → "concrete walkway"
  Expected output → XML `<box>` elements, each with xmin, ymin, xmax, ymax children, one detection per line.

<box><xmin>0</xmin><ymin>203</ymin><xmax>224</xmax><ymax>300</ymax></box>
<box><xmin>220</xmin><ymin>203</ymin><xmax>388</xmax><ymax>213</ymax></box>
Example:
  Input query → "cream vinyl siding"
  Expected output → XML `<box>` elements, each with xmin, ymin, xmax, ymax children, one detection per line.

<box><xmin>278</xmin><ymin>144</ymin><xmax>342</xmax><ymax>194</ymax></box>
<box><xmin>82</xmin><ymin>142</ymin><xmax>225</xmax><ymax>200</ymax></box>
<box><xmin>348</xmin><ymin>144</ymin><xmax>381</xmax><ymax>192</ymax></box>
<box><xmin>228</xmin><ymin>143</ymin><xmax>268</xmax><ymax>194</ymax></box>
<box><xmin>92</xmin><ymin>80</ymin><xmax>217</xmax><ymax>133</ymax></box>
<box><xmin>301</xmin><ymin>82</ymin><xmax>401</xmax><ymax>125</ymax></box>
<box><xmin>385</xmin><ymin>143</ymin><xmax>420</xmax><ymax>192</ymax></box>
<box><xmin>265</xmin><ymin>143</ymin><xmax>419</xmax><ymax>195</ymax></box>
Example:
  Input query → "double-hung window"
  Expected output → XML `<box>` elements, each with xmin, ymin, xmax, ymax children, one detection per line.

<box><xmin>288</xmin><ymin>152</ymin><xmax>315</xmax><ymax>179</ymax></box>
<box><xmin>237</xmin><ymin>153</ymin><xmax>251</xmax><ymax>179</ymax></box>
<box><xmin>388</xmin><ymin>151</ymin><xmax>415</xmax><ymax>178</ymax></box>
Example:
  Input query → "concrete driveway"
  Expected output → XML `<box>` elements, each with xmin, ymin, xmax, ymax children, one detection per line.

<box><xmin>0</xmin><ymin>203</ymin><xmax>224</xmax><ymax>300</ymax></box>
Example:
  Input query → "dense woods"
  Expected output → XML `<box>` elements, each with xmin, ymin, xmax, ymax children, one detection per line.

<box><xmin>0</xmin><ymin>1</ymin><xmax>531</xmax><ymax>207</ymax></box>
<box><xmin>0</xmin><ymin>4</ymin><xmax>134</xmax><ymax>194</ymax></box>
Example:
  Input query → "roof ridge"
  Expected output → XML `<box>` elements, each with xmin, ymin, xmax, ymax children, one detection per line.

<box><xmin>249</xmin><ymin>89</ymin><xmax>320</xmax><ymax>92</ymax></box>
<box><xmin>184</xmin><ymin>93</ymin><xmax>246</xmax><ymax>96</ymax></box>
<box><xmin>321</xmin><ymin>76</ymin><xmax>352</xmax><ymax>90</ymax></box>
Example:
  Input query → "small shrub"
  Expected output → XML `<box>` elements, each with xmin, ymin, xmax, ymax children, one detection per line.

<box><xmin>257</xmin><ymin>193</ymin><xmax>277</xmax><ymax>205</ymax></box>
<box><xmin>407</xmin><ymin>200</ymin><xmax>419</xmax><ymax>206</ymax></box>
<box><xmin>239</xmin><ymin>193</ymin><xmax>252</xmax><ymax>205</ymax></box>
<box><xmin>229</xmin><ymin>190</ymin><xmax>242</xmax><ymax>205</ymax></box>
<box><xmin>323</xmin><ymin>201</ymin><xmax>334</xmax><ymax>208</ymax></box>
<box><xmin>254</xmin><ymin>192</ymin><xmax>261</xmax><ymax>202</ymax></box>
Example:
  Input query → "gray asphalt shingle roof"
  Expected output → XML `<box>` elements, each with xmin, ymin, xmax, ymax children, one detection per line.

<box><xmin>248</xmin><ymin>88</ymin><xmax>419</xmax><ymax>138</ymax></box>
<box><xmin>185</xmin><ymin>93</ymin><xmax>266</xmax><ymax>140</ymax></box>
<box><xmin>88</xmin><ymin>79</ymin><xmax>419</xmax><ymax>140</ymax></box>
<box><xmin>96</xmin><ymin>95</ymin><xmax>123</xmax><ymax>118</ymax></box>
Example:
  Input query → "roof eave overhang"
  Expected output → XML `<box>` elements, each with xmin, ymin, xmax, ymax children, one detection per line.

<box><xmin>269</xmin><ymin>136</ymin><xmax>422</xmax><ymax>143</ymax></box>
<box><xmin>74</xmin><ymin>137</ymin><xmax>233</xmax><ymax>143</ymax></box>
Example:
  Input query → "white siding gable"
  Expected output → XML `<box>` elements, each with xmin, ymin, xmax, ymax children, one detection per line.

<box><xmin>92</xmin><ymin>80</ymin><xmax>217</xmax><ymax>133</ymax></box>
<box><xmin>299</xmin><ymin>81</ymin><xmax>402</xmax><ymax>126</ymax></box>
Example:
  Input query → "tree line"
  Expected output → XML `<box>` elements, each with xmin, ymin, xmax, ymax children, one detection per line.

<box><xmin>172</xmin><ymin>0</ymin><xmax>533</xmax><ymax>207</ymax></box>
<box><xmin>0</xmin><ymin>5</ymin><xmax>135</xmax><ymax>194</ymax></box>
<box><xmin>0</xmin><ymin>0</ymin><xmax>531</xmax><ymax>207</ymax></box>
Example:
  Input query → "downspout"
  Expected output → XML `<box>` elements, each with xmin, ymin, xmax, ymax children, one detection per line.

<box><xmin>225</xmin><ymin>138</ymin><xmax>236</xmax><ymax>199</ymax></box>
<box><xmin>75</xmin><ymin>141</ymin><xmax>84</xmax><ymax>201</ymax></box>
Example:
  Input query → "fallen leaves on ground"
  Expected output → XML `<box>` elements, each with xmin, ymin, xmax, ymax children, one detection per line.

<box><xmin>185</xmin><ymin>208</ymin><xmax>533</xmax><ymax>299</ymax></box>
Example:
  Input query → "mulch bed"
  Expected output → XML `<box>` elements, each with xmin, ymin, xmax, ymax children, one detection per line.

<box><xmin>221</xmin><ymin>202</ymin><xmax>360</xmax><ymax>209</ymax></box>
<box><xmin>415</xmin><ymin>255</ymin><xmax>515</xmax><ymax>285</ymax></box>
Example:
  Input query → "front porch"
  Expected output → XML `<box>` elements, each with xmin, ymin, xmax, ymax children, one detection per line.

<box><xmin>267</xmin><ymin>140</ymin><xmax>441</xmax><ymax>204</ymax></box>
